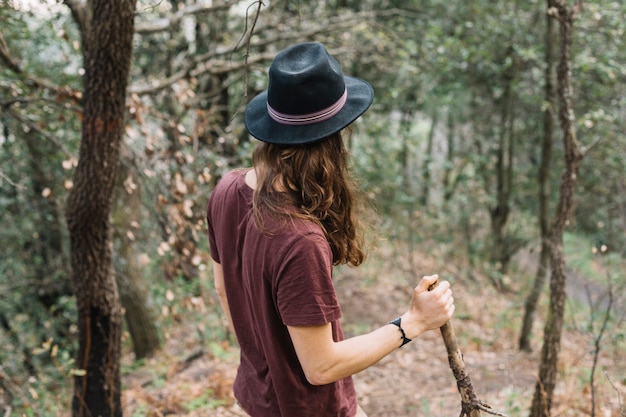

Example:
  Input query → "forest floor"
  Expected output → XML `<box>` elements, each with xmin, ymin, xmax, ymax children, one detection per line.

<box><xmin>119</xmin><ymin>244</ymin><xmax>626</xmax><ymax>417</ymax></box>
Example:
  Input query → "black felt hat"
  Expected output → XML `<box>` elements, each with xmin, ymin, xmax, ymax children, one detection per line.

<box><xmin>244</xmin><ymin>42</ymin><xmax>374</xmax><ymax>144</ymax></box>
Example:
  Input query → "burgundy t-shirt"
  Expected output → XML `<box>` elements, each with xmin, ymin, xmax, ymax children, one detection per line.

<box><xmin>206</xmin><ymin>169</ymin><xmax>357</xmax><ymax>417</ymax></box>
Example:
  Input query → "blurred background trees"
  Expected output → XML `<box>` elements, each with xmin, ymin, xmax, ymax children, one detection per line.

<box><xmin>0</xmin><ymin>0</ymin><xmax>624</xmax><ymax>415</ymax></box>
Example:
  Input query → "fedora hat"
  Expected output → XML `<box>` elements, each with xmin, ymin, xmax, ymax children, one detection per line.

<box><xmin>244</xmin><ymin>42</ymin><xmax>374</xmax><ymax>144</ymax></box>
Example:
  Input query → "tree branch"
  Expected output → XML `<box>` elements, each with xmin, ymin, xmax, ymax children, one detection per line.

<box><xmin>129</xmin><ymin>10</ymin><xmax>378</xmax><ymax>96</ymax></box>
<box><xmin>605</xmin><ymin>372</ymin><xmax>625</xmax><ymax>417</ymax></box>
<box><xmin>0</xmin><ymin>170</ymin><xmax>25</xmax><ymax>189</ymax></box>
<box><xmin>588</xmin><ymin>277</ymin><xmax>613</xmax><ymax>417</ymax></box>
<box><xmin>228</xmin><ymin>0</ymin><xmax>265</xmax><ymax>121</ymax></box>
<box><xmin>0</xmin><ymin>32</ymin><xmax>82</xmax><ymax>102</ymax></box>
<box><xmin>579</xmin><ymin>135</ymin><xmax>603</xmax><ymax>156</ymax></box>
<box><xmin>135</xmin><ymin>0</ymin><xmax>239</xmax><ymax>34</ymax></box>
<box><xmin>0</xmin><ymin>32</ymin><xmax>22</xmax><ymax>73</ymax></box>
<box><xmin>63</xmin><ymin>0</ymin><xmax>89</xmax><ymax>35</ymax></box>
<box><xmin>429</xmin><ymin>281</ymin><xmax>510</xmax><ymax>417</ymax></box>
<box><xmin>4</xmin><ymin>107</ymin><xmax>74</xmax><ymax>159</ymax></box>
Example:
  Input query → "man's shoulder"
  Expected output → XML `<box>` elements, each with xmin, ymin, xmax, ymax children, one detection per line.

<box><xmin>217</xmin><ymin>168</ymin><xmax>247</xmax><ymax>187</ymax></box>
<box><xmin>210</xmin><ymin>169</ymin><xmax>248</xmax><ymax>197</ymax></box>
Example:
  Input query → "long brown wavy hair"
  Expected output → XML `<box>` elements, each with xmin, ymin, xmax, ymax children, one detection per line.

<box><xmin>251</xmin><ymin>130</ymin><xmax>366</xmax><ymax>266</ymax></box>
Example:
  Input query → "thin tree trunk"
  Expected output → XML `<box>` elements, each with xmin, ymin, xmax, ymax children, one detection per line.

<box><xmin>530</xmin><ymin>2</ymin><xmax>584</xmax><ymax>416</ymax></box>
<box><xmin>420</xmin><ymin>111</ymin><xmax>438</xmax><ymax>206</ymax></box>
<box><xmin>399</xmin><ymin>103</ymin><xmax>417</xmax><ymax>260</ymax></box>
<box><xmin>443</xmin><ymin>111</ymin><xmax>455</xmax><ymax>202</ymax></box>
<box><xmin>113</xmin><ymin>143</ymin><xmax>161</xmax><ymax>360</ymax></box>
<box><xmin>399</xmin><ymin>103</ymin><xmax>415</xmax><ymax>191</ymax></box>
<box><xmin>519</xmin><ymin>6</ymin><xmax>556</xmax><ymax>352</ymax></box>
<box><xmin>519</xmin><ymin>245</ymin><xmax>550</xmax><ymax>352</ymax></box>
<box><xmin>489</xmin><ymin>46</ymin><xmax>516</xmax><ymax>276</ymax></box>
<box><xmin>65</xmin><ymin>1</ymin><xmax>136</xmax><ymax>415</ymax></box>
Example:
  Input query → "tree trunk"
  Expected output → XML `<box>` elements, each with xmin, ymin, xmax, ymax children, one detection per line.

<box><xmin>399</xmin><ymin>102</ymin><xmax>417</xmax><ymax>260</ymax></box>
<box><xmin>519</xmin><ymin>8</ymin><xmax>556</xmax><ymax>352</ymax></box>
<box><xmin>399</xmin><ymin>101</ymin><xmax>416</xmax><ymax>192</ymax></box>
<box><xmin>420</xmin><ymin>111</ymin><xmax>438</xmax><ymax>206</ymax></box>
<box><xmin>519</xmin><ymin>244</ymin><xmax>550</xmax><ymax>352</ymax></box>
<box><xmin>489</xmin><ymin>46</ymin><xmax>516</xmax><ymax>276</ymax></box>
<box><xmin>530</xmin><ymin>2</ymin><xmax>584</xmax><ymax>416</ymax></box>
<box><xmin>113</xmin><ymin>142</ymin><xmax>161</xmax><ymax>360</ymax></box>
<box><xmin>65</xmin><ymin>1</ymin><xmax>136</xmax><ymax>416</ymax></box>
<box><xmin>443</xmin><ymin>111</ymin><xmax>455</xmax><ymax>203</ymax></box>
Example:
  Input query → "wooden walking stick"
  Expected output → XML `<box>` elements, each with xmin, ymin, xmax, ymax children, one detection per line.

<box><xmin>429</xmin><ymin>281</ymin><xmax>509</xmax><ymax>417</ymax></box>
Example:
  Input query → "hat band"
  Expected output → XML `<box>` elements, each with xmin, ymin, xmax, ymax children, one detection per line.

<box><xmin>267</xmin><ymin>89</ymin><xmax>348</xmax><ymax>126</ymax></box>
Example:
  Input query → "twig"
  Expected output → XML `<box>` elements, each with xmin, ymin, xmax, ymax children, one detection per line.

<box><xmin>4</xmin><ymin>107</ymin><xmax>74</xmax><ymax>159</ymax></box>
<box><xmin>0</xmin><ymin>31</ymin><xmax>81</xmax><ymax>101</ymax></box>
<box><xmin>129</xmin><ymin>9</ymin><xmax>379</xmax><ymax>96</ymax></box>
<box><xmin>0</xmin><ymin>32</ymin><xmax>21</xmax><ymax>73</ymax></box>
<box><xmin>580</xmin><ymin>135</ymin><xmax>603</xmax><ymax>156</ymax></box>
<box><xmin>605</xmin><ymin>372</ymin><xmax>625</xmax><ymax>417</ymax></box>
<box><xmin>0</xmin><ymin>170</ymin><xmax>25</xmax><ymax>189</ymax></box>
<box><xmin>429</xmin><ymin>281</ymin><xmax>509</xmax><ymax>417</ymax></box>
<box><xmin>589</xmin><ymin>276</ymin><xmax>614</xmax><ymax>417</ymax></box>
<box><xmin>230</xmin><ymin>0</ymin><xmax>264</xmax><ymax>122</ymax></box>
<box><xmin>135</xmin><ymin>0</ymin><xmax>238</xmax><ymax>34</ymax></box>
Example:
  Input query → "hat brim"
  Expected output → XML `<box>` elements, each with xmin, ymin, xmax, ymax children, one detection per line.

<box><xmin>244</xmin><ymin>76</ymin><xmax>374</xmax><ymax>145</ymax></box>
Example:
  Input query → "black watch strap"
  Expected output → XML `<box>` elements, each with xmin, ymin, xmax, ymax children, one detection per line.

<box><xmin>389</xmin><ymin>317</ymin><xmax>412</xmax><ymax>347</ymax></box>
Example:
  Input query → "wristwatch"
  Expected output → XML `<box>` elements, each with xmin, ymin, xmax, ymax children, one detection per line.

<box><xmin>389</xmin><ymin>316</ymin><xmax>412</xmax><ymax>347</ymax></box>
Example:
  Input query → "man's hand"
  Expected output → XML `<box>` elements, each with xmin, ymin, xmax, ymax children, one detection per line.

<box><xmin>401</xmin><ymin>274</ymin><xmax>455</xmax><ymax>339</ymax></box>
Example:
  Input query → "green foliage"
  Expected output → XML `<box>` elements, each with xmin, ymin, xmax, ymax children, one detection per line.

<box><xmin>1</xmin><ymin>0</ymin><xmax>625</xmax><ymax>414</ymax></box>
<box><xmin>183</xmin><ymin>389</ymin><xmax>228</xmax><ymax>411</ymax></box>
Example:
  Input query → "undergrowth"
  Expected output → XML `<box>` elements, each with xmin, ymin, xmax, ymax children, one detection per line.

<box><xmin>1</xmin><ymin>230</ymin><xmax>624</xmax><ymax>416</ymax></box>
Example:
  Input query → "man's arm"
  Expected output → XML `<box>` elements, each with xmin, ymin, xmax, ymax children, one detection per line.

<box><xmin>213</xmin><ymin>261</ymin><xmax>235</xmax><ymax>333</ymax></box>
<box><xmin>288</xmin><ymin>275</ymin><xmax>454</xmax><ymax>386</ymax></box>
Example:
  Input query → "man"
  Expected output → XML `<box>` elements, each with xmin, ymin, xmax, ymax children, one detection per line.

<box><xmin>207</xmin><ymin>42</ymin><xmax>455</xmax><ymax>417</ymax></box>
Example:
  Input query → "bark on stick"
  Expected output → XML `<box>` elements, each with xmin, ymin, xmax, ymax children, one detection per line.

<box><xmin>428</xmin><ymin>281</ymin><xmax>509</xmax><ymax>417</ymax></box>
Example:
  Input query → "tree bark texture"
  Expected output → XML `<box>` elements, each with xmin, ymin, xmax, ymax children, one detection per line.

<box><xmin>530</xmin><ymin>2</ymin><xmax>584</xmax><ymax>416</ymax></box>
<box><xmin>440</xmin><ymin>320</ymin><xmax>483</xmax><ymax>417</ymax></box>
<box><xmin>429</xmin><ymin>283</ymin><xmax>509</xmax><ymax>417</ymax></box>
<box><xmin>65</xmin><ymin>1</ymin><xmax>136</xmax><ymax>416</ymax></box>
<box><xmin>519</xmin><ymin>7</ymin><xmax>556</xmax><ymax>353</ymax></box>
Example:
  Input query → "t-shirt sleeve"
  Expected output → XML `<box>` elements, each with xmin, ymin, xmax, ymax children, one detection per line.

<box><xmin>206</xmin><ymin>170</ymin><xmax>241</xmax><ymax>264</ymax></box>
<box><xmin>275</xmin><ymin>232</ymin><xmax>342</xmax><ymax>327</ymax></box>
<box><xmin>206</xmin><ymin>188</ymin><xmax>222</xmax><ymax>264</ymax></box>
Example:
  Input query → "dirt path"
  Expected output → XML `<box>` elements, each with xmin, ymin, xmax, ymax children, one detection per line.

<box><xmin>120</xmin><ymin>252</ymin><xmax>625</xmax><ymax>417</ymax></box>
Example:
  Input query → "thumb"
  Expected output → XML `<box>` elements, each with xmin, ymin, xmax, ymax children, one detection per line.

<box><xmin>416</xmin><ymin>274</ymin><xmax>439</xmax><ymax>293</ymax></box>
